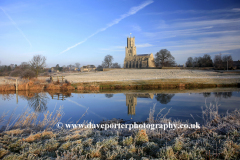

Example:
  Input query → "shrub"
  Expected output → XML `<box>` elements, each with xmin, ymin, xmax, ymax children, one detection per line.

<box><xmin>9</xmin><ymin>69</ymin><xmax>22</xmax><ymax>77</ymax></box>
<box><xmin>0</xmin><ymin>148</ymin><xmax>9</xmax><ymax>159</ymax></box>
<box><xmin>135</xmin><ymin>130</ymin><xmax>149</xmax><ymax>145</ymax></box>
<box><xmin>44</xmin><ymin>139</ymin><xmax>60</xmax><ymax>152</ymax></box>
<box><xmin>21</xmin><ymin>69</ymin><xmax>35</xmax><ymax>79</ymax></box>
<box><xmin>122</xmin><ymin>136</ymin><xmax>133</xmax><ymax>146</ymax></box>
<box><xmin>60</xmin><ymin>141</ymin><xmax>72</xmax><ymax>150</ymax></box>
<box><xmin>173</xmin><ymin>137</ymin><xmax>183</xmax><ymax>152</ymax></box>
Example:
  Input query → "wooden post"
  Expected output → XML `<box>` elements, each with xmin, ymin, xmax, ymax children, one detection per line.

<box><xmin>16</xmin><ymin>90</ymin><xmax>18</xmax><ymax>104</ymax></box>
<box><xmin>16</xmin><ymin>79</ymin><xmax>18</xmax><ymax>91</ymax></box>
<box><xmin>62</xmin><ymin>76</ymin><xmax>63</xmax><ymax>82</ymax></box>
<box><xmin>16</xmin><ymin>79</ymin><xmax>18</xmax><ymax>104</ymax></box>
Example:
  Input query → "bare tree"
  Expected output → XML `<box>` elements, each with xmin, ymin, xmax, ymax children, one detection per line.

<box><xmin>102</xmin><ymin>55</ymin><xmax>113</xmax><ymax>68</ymax></box>
<box><xmin>187</xmin><ymin>54</ymin><xmax>213</xmax><ymax>67</ymax></box>
<box><xmin>29</xmin><ymin>55</ymin><xmax>46</xmax><ymax>77</ymax></box>
<box><xmin>222</xmin><ymin>55</ymin><xmax>233</xmax><ymax>69</ymax></box>
<box><xmin>193</xmin><ymin>57</ymin><xmax>199</xmax><ymax>67</ymax></box>
<box><xmin>96</xmin><ymin>65</ymin><xmax>103</xmax><ymax>71</ymax></box>
<box><xmin>214</xmin><ymin>53</ymin><xmax>223</xmax><ymax>69</ymax></box>
<box><xmin>185</xmin><ymin>57</ymin><xmax>193</xmax><ymax>67</ymax></box>
<box><xmin>67</xmin><ymin>64</ymin><xmax>75</xmax><ymax>71</ymax></box>
<box><xmin>154</xmin><ymin>49</ymin><xmax>176</xmax><ymax>67</ymax></box>
<box><xmin>20</xmin><ymin>62</ymin><xmax>30</xmax><ymax>70</ymax></box>
<box><xmin>202</xmin><ymin>54</ymin><xmax>213</xmax><ymax>67</ymax></box>
<box><xmin>75</xmin><ymin>62</ymin><xmax>80</xmax><ymax>69</ymax></box>
<box><xmin>112</xmin><ymin>62</ymin><xmax>121</xmax><ymax>68</ymax></box>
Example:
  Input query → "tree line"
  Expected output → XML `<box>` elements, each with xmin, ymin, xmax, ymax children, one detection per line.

<box><xmin>1</xmin><ymin>50</ymin><xmax>235</xmax><ymax>78</ymax></box>
<box><xmin>185</xmin><ymin>53</ymin><xmax>234</xmax><ymax>69</ymax></box>
<box><xmin>0</xmin><ymin>55</ymin><xmax>47</xmax><ymax>78</ymax></box>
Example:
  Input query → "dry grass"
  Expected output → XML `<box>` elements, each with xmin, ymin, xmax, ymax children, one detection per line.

<box><xmin>5</xmin><ymin>129</ymin><xmax>23</xmax><ymax>135</ymax></box>
<box><xmin>65</xmin><ymin>133</ymin><xmax>81</xmax><ymax>141</ymax></box>
<box><xmin>24</xmin><ymin>133</ymin><xmax>42</xmax><ymax>142</ymax></box>
<box><xmin>0</xmin><ymin>106</ymin><xmax>64</xmax><ymax>132</ymax></box>
<box><xmin>23</xmin><ymin>131</ymin><xmax>56</xmax><ymax>142</ymax></box>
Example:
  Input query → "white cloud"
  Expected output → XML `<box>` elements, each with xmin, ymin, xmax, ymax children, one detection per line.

<box><xmin>214</xmin><ymin>52</ymin><xmax>231</xmax><ymax>55</ymax></box>
<box><xmin>100</xmin><ymin>43</ymin><xmax>153</xmax><ymax>52</ymax></box>
<box><xmin>167</xmin><ymin>35</ymin><xmax>240</xmax><ymax>56</ymax></box>
<box><xmin>172</xmin><ymin>18</ymin><xmax>240</xmax><ymax>28</ymax></box>
<box><xmin>136</xmin><ymin>43</ymin><xmax>153</xmax><ymax>48</ymax></box>
<box><xmin>148</xmin><ymin>8</ymin><xmax>240</xmax><ymax>15</ymax></box>
<box><xmin>131</xmin><ymin>25</ymin><xmax>142</xmax><ymax>32</ymax></box>
<box><xmin>60</xmin><ymin>0</ymin><xmax>154</xmax><ymax>54</ymax></box>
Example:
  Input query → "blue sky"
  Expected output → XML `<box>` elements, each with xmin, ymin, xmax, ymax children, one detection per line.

<box><xmin>1</xmin><ymin>0</ymin><xmax>240</xmax><ymax>67</ymax></box>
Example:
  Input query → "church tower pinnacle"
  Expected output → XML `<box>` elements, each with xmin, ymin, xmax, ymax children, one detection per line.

<box><xmin>125</xmin><ymin>35</ymin><xmax>136</xmax><ymax>58</ymax></box>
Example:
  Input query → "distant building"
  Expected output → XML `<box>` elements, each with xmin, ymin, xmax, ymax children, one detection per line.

<box><xmin>124</xmin><ymin>36</ymin><xmax>155</xmax><ymax>68</ymax></box>
<box><xmin>87</xmin><ymin>65</ymin><xmax>96</xmax><ymax>71</ymax></box>
<box><xmin>81</xmin><ymin>65</ymin><xmax>96</xmax><ymax>72</ymax></box>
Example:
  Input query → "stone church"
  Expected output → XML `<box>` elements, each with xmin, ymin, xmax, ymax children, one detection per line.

<box><xmin>124</xmin><ymin>36</ymin><xmax>155</xmax><ymax>68</ymax></box>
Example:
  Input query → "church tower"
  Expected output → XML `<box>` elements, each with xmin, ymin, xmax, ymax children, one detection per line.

<box><xmin>126</xmin><ymin>94</ymin><xmax>137</xmax><ymax>115</ymax></box>
<box><xmin>125</xmin><ymin>36</ymin><xmax>136</xmax><ymax>58</ymax></box>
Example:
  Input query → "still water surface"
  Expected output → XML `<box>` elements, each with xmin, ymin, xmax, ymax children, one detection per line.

<box><xmin>0</xmin><ymin>89</ymin><xmax>240</xmax><ymax>125</ymax></box>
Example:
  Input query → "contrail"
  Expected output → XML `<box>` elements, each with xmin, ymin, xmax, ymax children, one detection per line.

<box><xmin>60</xmin><ymin>0</ymin><xmax>154</xmax><ymax>54</ymax></box>
<box><xmin>67</xmin><ymin>99</ymin><xmax>106</xmax><ymax>120</ymax></box>
<box><xmin>0</xmin><ymin>7</ymin><xmax>32</xmax><ymax>47</ymax></box>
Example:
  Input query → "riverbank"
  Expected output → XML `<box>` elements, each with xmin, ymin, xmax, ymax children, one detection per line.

<box><xmin>0</xmin><ymin>77</ymin><xmax>239</xmax><ymax>92</ymax></box>
<box><xmin>0</xmin><ymin>69</ymin><xmax>240</xmax><ymax>91</ymax></box>
<box><xmin>0</xmin><ymin>106</ymin><xmax>239</xmax><ymax>159</ymax></box>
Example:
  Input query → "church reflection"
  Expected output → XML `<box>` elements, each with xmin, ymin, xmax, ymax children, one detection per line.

<box><xmin>125</xmin><ymin>93</ymin><xmax>154</xmax><ymax>116</ymax></box>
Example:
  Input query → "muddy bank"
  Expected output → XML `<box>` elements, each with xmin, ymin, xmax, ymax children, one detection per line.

<box><xmin>0</xmin><ymin>81</ymin><xmax>75</xmax><ymax>91</ymax></box>
<box><xmin>0</xmin><ymin>78</ymin><xmax>240</xmax><ymax>92</ymax></box>
<box><xmin>73</xmin><ymin>78</ymin><xmax>240</xmax><ymax>91</ymax></box>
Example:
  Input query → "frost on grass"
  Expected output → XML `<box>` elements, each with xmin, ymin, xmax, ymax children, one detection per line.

<box><xmin>0</xmin><ymin>102</ymin><xmax>240</xmax><ymax>159</ymax></box>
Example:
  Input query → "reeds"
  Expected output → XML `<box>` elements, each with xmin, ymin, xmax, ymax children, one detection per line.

<box><xmin>0</xmin><ymin>105</ymin><xmax>64</xmax><ymax>132</ymax></box>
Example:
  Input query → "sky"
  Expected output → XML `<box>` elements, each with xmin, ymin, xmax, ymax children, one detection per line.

<box><xmin>0</xmin><ymin>0</ymin><xmax>240</xmax><ymax>67</ymax></box>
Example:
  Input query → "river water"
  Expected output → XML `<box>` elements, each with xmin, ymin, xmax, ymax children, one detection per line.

<box><xmin>0</xmin><ymin>88</ymin><xmax>240</xmax><ymax>126</ymax></box>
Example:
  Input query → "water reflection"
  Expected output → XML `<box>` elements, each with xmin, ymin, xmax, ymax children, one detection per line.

<box><xmin>214</xmin><ymin>92</ymin><xmax>232</xmax><ymax>99</ymax></box>
<box><xmin>155</xmin><ymin>94</ymin><xmax>175</xmax><ymax>104</ymax></box>
<box><xmin>203</xmin><ymin>92</ymin><xmax>211</xmax><ymax>98</ymax></box>
<box><xmin>105</xmin><ymin>94</ymin><xmax>114</xmax><ymax>98</ymax></box>
<box><xmin>0</xmin><ymin>89</ymin><xmax>238</xmax><ymax>124</ymax></box>
<box><xmin>18</xmin><ymin>91</ymin><xmax>72</xmax><ymax>112</ymax></box>
<box><xmin>26</xmin><ymin>93</ymin><xmax>48</xmax><ymax>112</ymax></box>
<box><xmin>48</xmin><ymin>91</ymin><xmax>72</xmax><ymax>100</ymax></box>
<box><xmin>125</xmin><ymin>93</ymin><xmax>154</xmax><ymax>115</ymax></box>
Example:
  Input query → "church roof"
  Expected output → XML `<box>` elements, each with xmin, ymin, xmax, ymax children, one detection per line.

<box><xmin>136</xmin><ymin>54</ymin><xmax>150</xmax><ymax>56</ymax></box>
